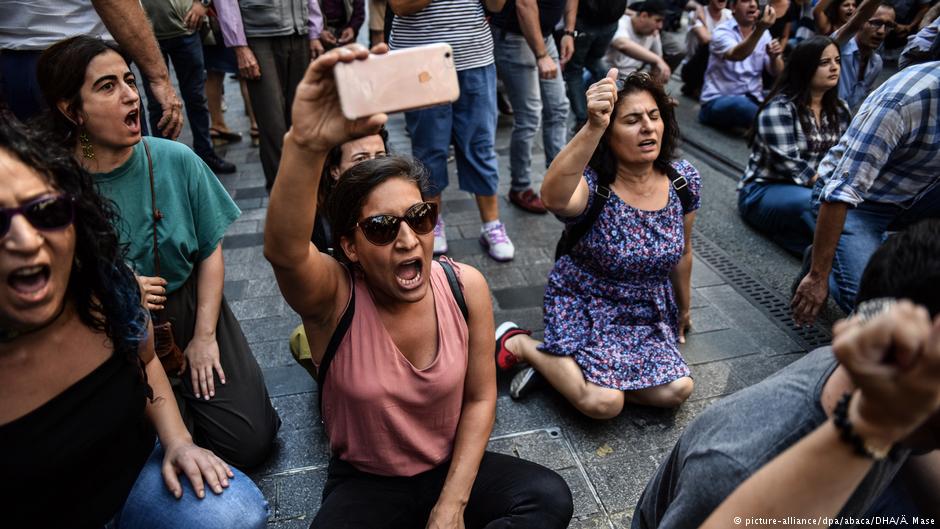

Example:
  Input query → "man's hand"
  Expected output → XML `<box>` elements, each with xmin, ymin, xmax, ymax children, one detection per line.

<box><xmin>758</xmin><ymin>5</ymin><xmax>778</xmax><ymax>30</ymax></box>
<box><xmin>137</xmin><ymin>275</ymin><xmax>168</xmax><ymax>311</ymax></box>
<box><xmin>339</xmin><ymin>27</ymin><xmax>356</xmax><ymax>45</ymax></box>
<box><xmin>183</xmin><ymin>1</ymin><xmax>208</xmax><ymax>31</ymax></box>
<box><xmin>792</xmin><ymin>271</ymin><xmax>829</xmax><ymax>326</ymax></box>
<box><xmin>653</xmin><ymin>59</ymin><xmax>672</xmax><ymax>84</ymax></box>
<box><xmin>832</xmin><ymin>301</ymin><xmax>940</xmax><ymax>446</ymax></box>
<box><xmin>148</xmin><ymin>77</ymin><xmax>184</xmax><ymax>138</ymax></box>
<box><xmin>184</xmin><ymin>333</ymin><xmax>226</xmax><ymax>400</ymax></box>
<box><xmin>310</xmin><ymin>38</ymin><xmax>326</xmax><ymax>59</ymax></box>
<box><xmin>559</xmin><ymin>34</ymin><xmax>575</xmax><ymax>66</ymax></box>
<box><xmin>766</xmin><ymin>38</ymin><xmax>784</xmax><ymax>58</ymax></box>
<box><xmin>537</xmin><ymin>54</ymin><xmax>558</xmax><ymax>79</ymax></box>
<box><xmin>235</xmin><ymin>46</ymin><xmax>261</xmax><ymax>80</ymax></box>
<box><xmin>585</xmin><ymin>68</ymin><xmax>619</xmax><ymax>131</ymax></box>
<box><xmin>320</xmin><ymin>28</ymin><xmax>338</xmax><ymax>46</ymax></box>
<box><xmin>289</xmin><ymin>44</ymin><xmax>389</xmax><ymax>153</ymax></box>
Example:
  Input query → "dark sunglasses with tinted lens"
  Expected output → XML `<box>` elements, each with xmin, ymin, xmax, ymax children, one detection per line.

<box><xmin>355</xmin><ymin>201</ymin><xmax>438</xmax><ymax>246</ymax></box>
<box><xmin>0</xmin><ymin>194</ymin><xmax>75</xmax><ymax>239</ymax></box>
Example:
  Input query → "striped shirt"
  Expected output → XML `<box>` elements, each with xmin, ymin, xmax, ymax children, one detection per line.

<box><xmin>390</xmin><ymin>0</ymin><xmax>494</xmax><ymax>71</ymax></box>
<box><xmin>816</xmin><ymin>61</ymin><xmax>940</xmax><ymax>209</ymax></box>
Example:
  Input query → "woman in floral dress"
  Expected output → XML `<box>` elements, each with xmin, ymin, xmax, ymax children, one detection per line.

<box><xmin>495</xmin><ymin>70</ymin><xmax>700</xmax><ymax>419</ymax></box>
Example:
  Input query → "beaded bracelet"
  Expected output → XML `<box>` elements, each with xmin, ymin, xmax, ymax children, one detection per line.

<box><xmin>832</xmin><ymin>392</ymin><xmax>891</xmax><ymax>460</ymax></box>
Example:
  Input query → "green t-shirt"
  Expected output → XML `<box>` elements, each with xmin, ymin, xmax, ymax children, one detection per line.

<box><xmin>141</xmin><ymin>0</ymin><xmax>193</xmax><ymax>40</ymax></box>
<box><xmin>94</xmin><ymin>138</ymin><xmax>240</xmax><ymax>294</ymax></box>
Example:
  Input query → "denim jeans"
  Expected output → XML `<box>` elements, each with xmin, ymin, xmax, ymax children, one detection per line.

<box><xmin>141</xmin><ymin>32</ymin><xmax>213</xmax><ymax>158</ymax></box>
<box><xmin>405</xmin><ymin>63</ymin><xmax>500</xmax><ymax>197</ymax></box>
<box><xmin>738</xmin><ymin>182</ymin><xmax>815</xmax><ymax>256</ymax></box>
<box><xmin>108</xmin><ymin>443</ymin><xmax>269</xmax><ymax>529</ymax></box>
<box><xmin>823</xmin><ymin>182</ymin><xmax>940</xmax><ymax>312</ymax></box>
<box><xmin>494</xmin><ymin>29</ymin><xmax>570</xmax><ymax>192</ymax></box>
<box><xmin>563</xmin><ymin>20</ymin><xmax>618</xmax><ymax>126</ymax></box>
<box><xmin>699</xmin><ymin>95</ymin><xmax>759</xmax><ymax>130</ymax></box>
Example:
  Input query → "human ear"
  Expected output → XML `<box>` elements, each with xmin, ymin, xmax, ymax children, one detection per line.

<box><xmin>55</xmin><ymin>100</ymin><xmax>81</xmax><ymax>126</ymax></box>
<box><xmin>339</xmin><ymin>234</ymin><xmax>359</xmax><ymax>263</ymax></box>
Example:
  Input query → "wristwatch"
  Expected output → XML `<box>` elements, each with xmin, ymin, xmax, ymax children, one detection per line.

<box><xmin>563</xmin><ymin>29</ymin><xmax>578</xmax><ymax>38</ymax></box>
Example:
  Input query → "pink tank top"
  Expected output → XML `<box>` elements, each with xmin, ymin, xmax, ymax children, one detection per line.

<box><xmin>321</xmin><ymin>260</ymin><xmax>469</xmax><ymax>476</ymax></box>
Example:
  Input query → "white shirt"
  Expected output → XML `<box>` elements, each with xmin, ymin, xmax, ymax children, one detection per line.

<box><xmin>605</xmin><ymin>15</ymin><xmax>663</xmax><ymax>73</ymax></box>
<box><xmin>685</xmin><ymin>7</ymin><xmax>733</xmax><ymax>57</ymax></box>
<box><xmin>0</xmin><ymin>0</ymin><xmax>112</xmax><ymax>50</ymax></box>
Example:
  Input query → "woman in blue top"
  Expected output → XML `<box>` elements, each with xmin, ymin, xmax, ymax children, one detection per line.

<box><xmin>36</xmin><ymin>35</ymin><xmax>279</xmax><ymax>469</ymax></box>
<box><xmin>738</xmin><ymin>36</ymin><xmax>850</xmax><ymax>256</ymax></box>
<box><xmin>496</xmin><ymin>70</ymin><xmax>700</xmax><ymax>419</ymax></box>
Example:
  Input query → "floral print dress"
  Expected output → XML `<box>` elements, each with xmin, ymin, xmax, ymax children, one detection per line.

<box><xmin>539</xmin><ymin>160</ymin><xmax>702</xmax><ymax>390</ymax></box>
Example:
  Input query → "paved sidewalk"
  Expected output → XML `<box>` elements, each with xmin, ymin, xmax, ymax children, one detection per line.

<box><xmin>198</xmin><ymin>77</ymin><xmax>829</xmax><ymax>528</ymax></box>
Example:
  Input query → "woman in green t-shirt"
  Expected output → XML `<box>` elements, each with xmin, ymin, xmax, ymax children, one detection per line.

<box><xmin>36</xmin><ymin>35</ymin><xmax>280</xmax><ymax>469</ymax></box>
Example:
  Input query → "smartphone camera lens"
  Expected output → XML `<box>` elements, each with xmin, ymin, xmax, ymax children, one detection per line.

<box><xmin>445</xmin><ymin>52</ymin><xmax>452</xmax><ymax>58</ymax></box>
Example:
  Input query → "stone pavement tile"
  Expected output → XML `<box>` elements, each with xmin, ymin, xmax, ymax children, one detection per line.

<box><xmin>697</xmin><ymin>284</ymin><xmax>804</xmax><ymax>355</ymax></box>
<box><xmin>225</xmin><ymin>257</ymin><xmax>277</xmax><ymax>282</ymax></box>
<box><xmin>236</xmin><ymin>185</ymin><xmax>269</xmax><ymax>199</ymax></box>
<box><xmin>252</xmin><ymin>425</ymin><xmax>330</xmax><ymax>476</ymax></box>
<box><xmin>242</xmin><ymin>313</ymin><xmax>302</xmax><ymax>345</ymax></box>
<box><xmin>246</xmin><ymin>277</ymin><xmax>290</xmax><ymax>298</ymax></box>
<box><xmin>585</xmin><ymin>447</ymin><xmax>671</xmax><ymax>515</ymax></box>
<box><xmin>225</xmin><ymin>232</ymin><xmax>265</xmax><ymax>250</ymax></box>
<box><xmin>224</xmin><ymin>246</ymin><xmax>260</xmax><ymax>264</ymax></box>
<box><xmin>266</xmin><ymin>519</ymin><xmax>312</xmax><ymax>529</ymax></box>
<box><xmin>492</xmin><ymin>394</ymin><xmax>568</xmax><ymax>437</ymax></box>
<box><xmin>271</xmin><ymin>392</ymin><xmax>319</xmax><ymax>428</ymax></box>
<box><xmin>493</xmin><ymin>284</ymin><xmax>546</xmax><ymax>310</ymax></box>
<box><xmin>226</xmin><ymin>219</ymin><xmax>261</xmax><ymax>235</ymax></box>
<box><xmin>263</xmin><ymin>365</ymin><xmax>315</xmax><ymax>398</ymax></box>
<box><xmin>558</xmin><ymin>466</ymin><xmax>604</xmax><ymax>520</ymax></box>
<box><xmin>687</xmin><ymin>305</ymin><xmax>732</xmax><ymax>335</ymax></box>
<box><xmin>688</xmin><ymin>360</ymin><xmax>748</xmax><ymax>402</ymax></box>
<box><xmin>726</xmin><ymin>351</ymin><xmax>805</xmax><ymax>387</ymax></box>
<box><xmin>258</xmin><ymin>468</ymin><xmax>326</xmax><ymax>524</ymax></box>
<box><xmin>691</xmin><ymin>256</ymin><xmax>725</xmax><ymax>287</ymax></box>
<box><xmin>230</xmin><ymin>295</ymin><xmax>291</xmax><ymax>320</ymax></box>
<box><xmin>689</xmin><ymin>289</ymin><xmax>709</xmax><ymax>309</ymax></box>
<box><xmin>679</xmin><ymin>328</ymin><xmax>768</xmax><ymax>364</ymax></box>
<box><xmin>224</xmin><ymin>279</ymin><xmax>248</xmax><ymax>301</ymax></box>
<box><xmin>570</xmin><ymin>511</ymin><xmax>632</xmax><ymax>529</ymax></box>
<box><xmin>235</xmin><ymin>197</ymin><xmax>263</xmax><ymax>210</ymax></box>
<box><xmin>252</xmin><ymin>339</ymin><xmax>297</xmax><ymax>369</ymax></box>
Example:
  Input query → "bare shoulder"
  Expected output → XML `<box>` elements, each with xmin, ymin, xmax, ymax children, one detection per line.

<box><xmin>447</xmin><ymin>260</ymin><xmax>490</xmax><ymax>309</ymax></box>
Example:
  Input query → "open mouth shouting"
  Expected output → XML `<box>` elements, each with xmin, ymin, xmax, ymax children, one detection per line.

<box><xmin>638</xmin><ymin>138</ymin><xmax>658</xmax><ymax>152</ymax></box>
<box><xmin>395</xmin><ymin>258</ymin><xmax>424</xmax><ymax>290</ymax></box>
<box><xmin>124</xmin><ymin>108</ymin><xmax>140</xmax><ymax>134</ymax></box>
<box><xmin>7</xmin><ymin>264</ymin><xmax>52</xmax><ymax>305</ymax></box>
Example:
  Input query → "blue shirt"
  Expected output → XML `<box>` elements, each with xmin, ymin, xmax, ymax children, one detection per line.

<box><xmin>816</xmin><ymin>61</ymin><xmax>940</xmax><ymax>209</ymax></box>
<box><xmin>700</xmin><ymin>18</ymin><xmax>772</xmax><ymax>103</ymax></box>
<box><xmin>837</xmin><ymin>37</ymin><xmax>883</xmax><ymax>111</ymax></box>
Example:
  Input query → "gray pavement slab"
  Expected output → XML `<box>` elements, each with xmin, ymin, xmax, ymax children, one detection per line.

<box><xmin>177</xmin><ymin>71</ymin><xmax>836</xmax><ymax>526</ymax></box>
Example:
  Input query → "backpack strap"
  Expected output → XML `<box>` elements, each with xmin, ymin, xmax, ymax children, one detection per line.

<box><xmin>438</xmin><ymin>259</ymin><xmax>468</xmax><ymax>322</ymax></box>
<box><xmin>317</xmin><ymin>269</ymin><xmax>356</xmax><ymax>416</ymax></box>
<box><xmin>668</xmin><ymin>164</ymin><xmax>694</xmax><ymax>214</ymax></box>
<box><xmin>554</xmin><ymin>184</ymin><xmax>610</xmax><ymax>260</ymax></box>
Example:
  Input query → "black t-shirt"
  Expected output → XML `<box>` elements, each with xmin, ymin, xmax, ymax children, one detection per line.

<box><xmin>1</xmin><ymin>353</ymin><xmax>156</xmax><ymax>529</ymax></box>
<box><xmin>578</xmin><ymin>0</ymin><xmax>628</xmax><ymax>26</ymax></box>
<box><xmin>492</xmin><ymin>0</ymin><xmax>567</xmax><ymax>36</ymax></box>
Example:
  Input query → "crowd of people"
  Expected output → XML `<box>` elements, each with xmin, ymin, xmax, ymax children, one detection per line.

<box><xmin>1</xmin><ymin>0</ymin><xmax>939</xmax><ymax>527</ymax></box>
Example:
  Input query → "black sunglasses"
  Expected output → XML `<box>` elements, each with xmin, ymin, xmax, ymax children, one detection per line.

<box><xmin>354</xmin><ymin>201</ymin><xmax>438</xmax><ymax>246</ymax></box>
<box><xmin>0</xmin><ymin>194</ymin><xmax>75</xmax><ymax>239</ymax></box>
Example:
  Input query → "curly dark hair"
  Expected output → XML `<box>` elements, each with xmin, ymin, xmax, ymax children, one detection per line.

<box><xmin>0</xmin><ymin>117</ymin><xmax>151</xmax><ymax>394</ymax></box>
<box><xmin>588</xmin><ymin>71</ymin><xmax>680</xmax><ymax>185</ymax></box>
<box><xmin>35</xmin><ymin>35</ymin><xmax>133</xmax><ymax>146</ymax></box>
<box><xmin>326</xmin><ymin>155</ymin><xmax>430</xmax><ymax>264</ymax></box>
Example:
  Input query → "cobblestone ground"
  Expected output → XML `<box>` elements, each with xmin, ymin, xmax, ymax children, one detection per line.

<box><xmin>182</xmin><ymin>71</ymin><xmax>842</xmax><ymax>528</ymax></box>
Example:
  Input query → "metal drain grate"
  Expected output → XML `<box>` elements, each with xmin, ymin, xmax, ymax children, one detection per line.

<box><xmin>693</xmin><ymin>231</ymin><xmax>831</xmax><ymax>350</ymax></box>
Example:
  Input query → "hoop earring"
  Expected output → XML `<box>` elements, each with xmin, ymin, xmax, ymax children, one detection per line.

<box><xmin>80</xmin><ymin>130</ymin><xmax>95</xmax><ymax>159</ymax></box>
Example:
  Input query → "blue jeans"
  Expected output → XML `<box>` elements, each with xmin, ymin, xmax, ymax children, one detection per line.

<box><xmin>405</xmin><ymin>63</ymin><xmax>500</xmax><ymax>197</ymax></box>
<box><xmin>738</xmin><ymin>182</ymin><xmax>815</xmax><ymax>256</ymax></box>
<box><xmin>699</xmin><ymin>95</ymin><xmax>759</xmax><ymax>130</ymax></box>
<box><xmin>141</xmin><ymin>32</ymin><xmax>213</xmax><ymax>158</ymax></box>
<box><xmin>0</xmin><ymin>50</ymin><xmax>43</xmax><ymax>122</ymax></box>
<box><xmin>494</xmin><ymin>29</ymin><xmax>569</xmax><ymax>192</ymax></box>
<box><xmin>563</xmin><ymin>20</ymin><xmax>618</xmax><ymax>126</ymax></box>
<box><xmin>109</xmin><ymin>443</ymin><xmax>269</xmax><ymax>529</ymax></box>
<box><xmin>822</xmin><ymin>182</ymin><xmax>940</xmax><ymax>312</ymax></box>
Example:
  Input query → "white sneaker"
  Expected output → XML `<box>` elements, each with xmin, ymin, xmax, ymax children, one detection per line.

<box><xmin>479</xmin><ymin>221</ymin><xmax>515</xmax><ymax>262</ymax></box>
<box><xmin>433</xmin><ymin>216</ymin><xmax>448</xmax><ymax>255</ymax></box>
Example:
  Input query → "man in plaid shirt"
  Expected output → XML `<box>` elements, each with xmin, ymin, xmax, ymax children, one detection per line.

<box><xmin>792</xmin><ymin>61</ymin><xmax>940</xmax><ymax>324</ymax></box>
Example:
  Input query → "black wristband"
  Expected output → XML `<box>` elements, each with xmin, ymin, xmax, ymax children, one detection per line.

<box><xmin>832</xmin><ymin>392</ymin><xmax>890</xmax><ymax>460</ymax></box>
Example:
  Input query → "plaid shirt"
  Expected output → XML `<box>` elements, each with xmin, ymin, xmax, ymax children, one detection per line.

<box><xmin>816</xmin><ymin>62</ymin><xmax>940</xmax><ymax>208</ymax></box>
<box><xmin>741</xmin><ymin>94</ymin><xmax>850</xmax><ymax>187</ymax></box>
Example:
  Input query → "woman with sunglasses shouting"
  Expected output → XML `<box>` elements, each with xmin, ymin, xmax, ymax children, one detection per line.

<box><xmin>495</xmin><ymin>69</ymin><xmax>700</xmax><ymax>418</ymax></box>
<box><xmin>0</xmin><ymin>120</ymin><xmax>269</xmax><ymax>528</ymax></box>
<box><xmin>264</xmin><ymin>43</ymin><xmax>573</xmax><ymax>528</ymax></box>
<box><xmin>35</xmin><ymin>35</ymin><xmax>280</xmax><ymax>470</ymax></box>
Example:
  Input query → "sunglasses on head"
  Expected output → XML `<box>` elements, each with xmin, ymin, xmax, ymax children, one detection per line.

<box><xmin>354</xmin><ymin>201</ymin><xmax>438</xmax><ymax>246</ymax></box>
<box><xmin>615</xmin><ymin>71</ymin><xmax>654</xmax><ymax>91</ymax></box>
<box><xmin>0</xmin><ymin>194</ymin><xmax>75</xmax><ymax>239</ymax></box>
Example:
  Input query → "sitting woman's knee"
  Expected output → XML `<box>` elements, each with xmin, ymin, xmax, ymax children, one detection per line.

<box><xmin>577</xmin><ymin>390</ymin><xmax>624</xmax><ymax>419</ymax></box>
<box><xmin>660</xmin><ymin>377</ymin><xmax>694</xmax><ymax>408</ymax></box>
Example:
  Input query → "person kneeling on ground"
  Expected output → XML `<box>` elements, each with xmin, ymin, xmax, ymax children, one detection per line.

<box><xmin>0</xmin><ymin>120</ymin><xmax>268</xmax><ymax>529</ymax></box>
<box><xmin>737</xmin><ymin>36</ymin><xmax>850</xmax><ymax>256</ymax></box>
<box><xmin>632</xmin><ymin>219</ymin><xmax>940</xmax><ymax>529</ymax></box>
<box><xmin>496</xmin><ymin>69</ymin><xmax>699</xmax><ymax>418</ymax></box>
<box><xmin>264</xmin><ymin>43</ymin><xmax>574</xmax><ymax>528</ymax></box>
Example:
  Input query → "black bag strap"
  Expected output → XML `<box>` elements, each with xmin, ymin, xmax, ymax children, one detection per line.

<box><xmin>316</xmin><ymin>261</ymin><xmax>469</xmax><ymax>416</ymax></box>
<box><xmin>555</xmin><ymin>184</ymin><xmax>610</xmax><ymax>260</ymax></box>
<box><xmin>438</xmin><ymin>259</ymin><xmax>468</xmax><ymax>321</ymax></box>
<box><xmin>668</xmin><ymin>165</ymin><xmax>695</xmax><ymax>215</ymax></box>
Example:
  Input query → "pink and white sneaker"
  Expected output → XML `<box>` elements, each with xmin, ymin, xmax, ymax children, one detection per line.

<box><xmin>479</xmin><ymin>221</ymin><xmax>515</xmax><ymax>262</ymax></box>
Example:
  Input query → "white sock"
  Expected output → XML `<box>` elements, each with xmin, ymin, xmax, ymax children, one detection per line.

<box><xmin>482</xmin><ymin>220</ymin><xmax>502</xmax><ymax>231</ymax></box>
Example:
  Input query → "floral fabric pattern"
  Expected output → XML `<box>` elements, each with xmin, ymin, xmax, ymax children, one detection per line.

<box><xmin>539</xmin><ymin>160</ymin><xmax>702</xmax><ymax>391</ymax></box>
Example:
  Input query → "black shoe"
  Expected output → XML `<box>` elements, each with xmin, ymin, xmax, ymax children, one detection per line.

<box><xmin>791</xmin><ymin>244</ymin><xmax>813</xmax><ymax>296</ymax></box>
<box><xmin>510</xmin><ymin>367</ymin><xmax>544</xmax><ymax>400</ymax></box>
<box><xmin>201</xmin><ymin>153</ymin><xmax>237</xmax><ymax>174</ymax></box>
